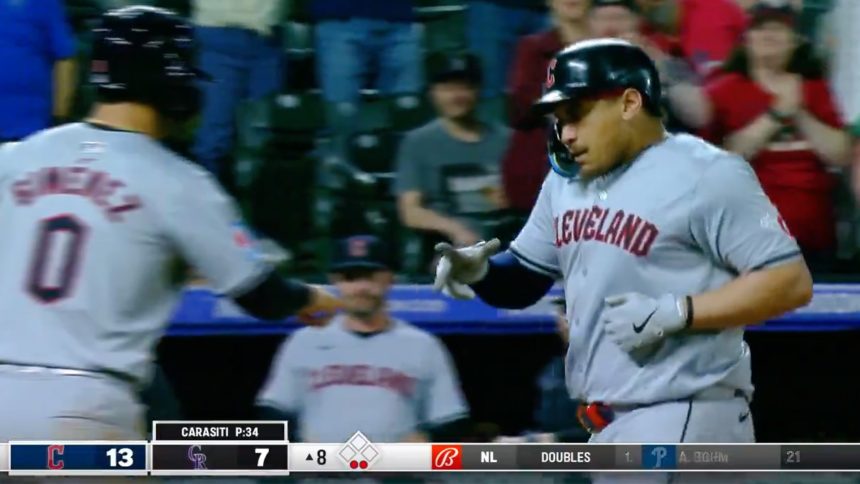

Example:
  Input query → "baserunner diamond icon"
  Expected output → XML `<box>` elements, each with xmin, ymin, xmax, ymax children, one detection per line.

<box><xmin>338</xmin><ymin>431</ymin><xmax>380</xmax><ymax>470</ymax></box>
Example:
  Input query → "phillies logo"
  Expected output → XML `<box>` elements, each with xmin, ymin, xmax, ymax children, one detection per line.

<box><xmin>431</xmin><ymin>445</ymin><xmax>462</xmax><ymax>470</ymax></box>
<box><xmin>545</xmin><ymin>58</ymin><xmax>557</xmax><ymax>89</ymax></box>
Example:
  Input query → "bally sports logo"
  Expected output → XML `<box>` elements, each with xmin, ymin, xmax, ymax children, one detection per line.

<box><xmin>431</xmin><ymin>445</ymin><xmax>462</xmax><ymax>470</ymax></box>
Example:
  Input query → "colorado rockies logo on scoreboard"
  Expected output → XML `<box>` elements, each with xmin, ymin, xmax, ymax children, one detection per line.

<box><xmin>150</xmin><ymin>420</ymin><xmax>289</xmax><ymax>477</ymax></box>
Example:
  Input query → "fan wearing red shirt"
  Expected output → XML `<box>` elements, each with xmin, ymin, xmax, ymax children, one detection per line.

<box><xmin>502</xmin><ymin>0</ymin><xmax>590</xmax><ymax>214</ymax></box>
<box><xmin>703</xmin><ymin>3</ymin><xmax>851</xmax><ymax>268</ymax></box>
<box><xmin>678</xmin><ymin>0</ymin><xmax>749</xmax><ymax>77</ymax></box>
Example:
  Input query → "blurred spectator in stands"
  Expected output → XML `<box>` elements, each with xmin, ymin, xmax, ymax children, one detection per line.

<box><xmin>0</xmin><ymin>0</ymin><xmax>76</xmax><ymax>143</ymax></box>
<box><xmin>467</xmin><ymin>0</ymin><xmax>550</xmax><ymax>98</ymax></box>
<box><xmin>257</xmin><ymin>235</ymin><xmax>471</xmax><ymax>443</ymax></box>
<box><xmin>588</xmin><ymin>0</ymin><xmax>703</xmax><ymax>134</ymax></box>
<box><xmin>635</xmin><ymin>0</ymin><xmax>680</xmax><ymax>34</ymax></box>
<box><xmin>682</xmin><ymin>2</ymin><xmax>851</xmax><ymax>271</ymax></box>
<box><xmin>588</xmin><ymin>0</ymin><xmax>677</xmax><ymax>54</ymax></box>
<box><xmin>395</xmin><ymin>52</ymin><xmax>511</xmax><ymax>250</ymax></box>
<box><xmin>501</xmin><ymin>0</ymin><xmax>589</xmax><ymax>216</ymax></box>
<box><xmin>312</xmin><ymin>0</ymin><xmax>421</xmax><ymax>104</ymax></box>
<box><xmin>496</xmin><ymin>297</ymin><xmax>588</xmax><ymax>443</ymax></box>
<box><xmin>817</xmin><ymin>0</ymin><xmax>860</xmax><ymax>202</ymax></box>
<box><xmin>678</xmin><ymin>0</ymin><xmax>749</xmax><ymax>78</ymax></box>
<box><xmin>190</xmin><ymin>0</ymin><xmax>287</xmax><ymax>191</ymax></box>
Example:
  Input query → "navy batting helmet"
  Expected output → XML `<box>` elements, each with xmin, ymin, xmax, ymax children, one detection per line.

<box><xmin>89</xmin><ymin>6</ymin><xmax>206</xmax><ymax>120</ymax></box>
<box><xmin>534</xmin><ymin>38</ymin><xmax>662</xmax><ymax>178</ymax></box>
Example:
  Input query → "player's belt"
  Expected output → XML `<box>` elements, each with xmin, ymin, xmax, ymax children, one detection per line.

<box><xmin>0</xmin><ymin>361</ymin><xmax>140</xmax><ymax>391</ymax></box>
<box><xmin>576</xmin><ymin>388</ymin><xmax>749</xmax><ymax>434</ymax></box>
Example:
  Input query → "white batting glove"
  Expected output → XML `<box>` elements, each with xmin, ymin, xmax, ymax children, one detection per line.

<box><xmin>599</xmin><ymin>293</ymin><xmax>688</xmax><ymax>352</ymax></box>
<box><xmin>433</xmin><ymin>238</ymin><xmax>502</xmax><ymax>300</ymax></box>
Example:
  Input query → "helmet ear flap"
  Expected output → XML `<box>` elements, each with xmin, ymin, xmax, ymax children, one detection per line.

<box><xmin>547</xmin><ymin>120</ymin><xmax>580</xmax><ymax>179</ymax></box>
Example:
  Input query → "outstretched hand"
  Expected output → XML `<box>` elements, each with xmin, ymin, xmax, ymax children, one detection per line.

<box><xmin>433</xmin><ymin>238</ymin><xmax>502</xmax><ymax>300</ymax></box>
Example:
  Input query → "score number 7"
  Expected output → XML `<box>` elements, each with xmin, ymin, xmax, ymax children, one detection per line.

<box><xmin>255</xmin><ymin>448</ymin><xmax>269</xmax><ymax>467</ymax></box>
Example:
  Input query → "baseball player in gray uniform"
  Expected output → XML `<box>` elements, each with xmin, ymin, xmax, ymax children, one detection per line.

<box><xmin>0</xmin><ymin>6</ymin><xmax>342</xmax><ymax>441</ymax></box>
<box><xmin>434</xmin><ymin>38</ymin><xmax>814</xmax><ymax>447</ymax></box>
<box><xmin>257</xmin><ymin>235</ymin><xmax>470</xmax><ymax>443</ymax></box>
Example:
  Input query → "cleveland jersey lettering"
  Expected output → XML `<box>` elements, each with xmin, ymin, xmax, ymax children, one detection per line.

<box><xmin>511</xmin><ymin>134</ymin><xmax>801</xmax><ymax>405</ymax></box>
<box><xmin>553</xmin><ymin>206</ymin><xmax>659</xmax><ymax>256</ymax></box>
<box><xmin>258</xmin><ymin>316</ymin><xmax>468</xmax><ymax>443</ymax></box>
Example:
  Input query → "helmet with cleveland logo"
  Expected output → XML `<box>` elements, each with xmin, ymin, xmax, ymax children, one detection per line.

<box><xmin>534</xmin><ymin>38</ymin><xmax>662</xmax><ymax>178</ymax></box>
<box><xmin>89</xmin><ymin>6</ymin><xmax>206</xmax><ymax>120</ymax></box>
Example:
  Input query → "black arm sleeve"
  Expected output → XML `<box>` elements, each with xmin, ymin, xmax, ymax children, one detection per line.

<box><xmin>469</xmin><ymin>251</ymin><xmax>556</xmax><ymax>309</ymax></box>
<box><xmin>422</xmin><ymin>417</ymin><xmax>473</xmax><ymax>442</ymax></box>
<box><xmin>234</xmin><ymin>272</ymin><xmax>312</xmax><ymax>320</ymax></box>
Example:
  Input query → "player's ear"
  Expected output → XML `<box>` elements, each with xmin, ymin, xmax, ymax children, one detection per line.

<box><xmin>619</xmin><ymin>88</ymin><xmax>642</xmax><ymax>121</ymax></box>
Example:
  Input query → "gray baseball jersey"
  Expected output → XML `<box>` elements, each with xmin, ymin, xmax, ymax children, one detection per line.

<box><xmin>0</xmin><ymin>123</ymin><xmax>269</xmax><ymax>384</ymax></box>
<box><xmin>510</xmin><ymin>133</ymin><xmax>801</xmax><ymax>405</ymax></box>
<box><xmin>257</xmin><ymin>315</ymin><xmax>469</xmax><ymax>443</ymax></box>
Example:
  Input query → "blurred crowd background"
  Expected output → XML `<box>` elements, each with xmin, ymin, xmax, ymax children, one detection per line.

<box><xmin>2</xmin><ymin>0</ymin><xmax>858</xmax><ymax>283</ymax></box>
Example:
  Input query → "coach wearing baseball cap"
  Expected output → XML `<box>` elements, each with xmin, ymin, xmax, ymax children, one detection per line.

<box><xmin>257</xmin><ymin>235</ymin><xmax>473</xmax><ymax>443</ymax></box>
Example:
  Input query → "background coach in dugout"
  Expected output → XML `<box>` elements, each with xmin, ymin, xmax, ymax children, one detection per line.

<box><xmin>256</xmin><ymin>235</ymin><xmax>471</xmax><ymax>443</ymax></box>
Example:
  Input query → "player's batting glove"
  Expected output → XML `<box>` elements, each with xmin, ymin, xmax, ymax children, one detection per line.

<box><xmin>433</xmin><ymin>238</ymin><xmax>502</xmax><ymax>300</ymax></box>
<box><xmin>600</xmin><ymin>293</ymin><xmax>687</xmax><ymax>352</ymax></box>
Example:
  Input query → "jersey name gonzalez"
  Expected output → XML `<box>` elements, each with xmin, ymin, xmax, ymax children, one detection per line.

<box><xmin>310</xmin><ymin>364</ymin><xmax>416</xmax><ymax>398</ymax></box>
<box><xmin>10</xmin><ymin>166</ymin><xmax>142</xmax><ymax>222</ymax></box>
<box><xmin>554</xmin><ymin>205</ymin><xmax>659</xmax><ymax>256</ymax></box>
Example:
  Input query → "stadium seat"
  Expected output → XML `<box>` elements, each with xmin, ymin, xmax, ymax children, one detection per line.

<box><xmin>387</xmin><ymin>94</ymin><xmax>435</xmax><ymax>132</ymax></box>
<box><xmin>282</xmin><ymin>21</ymin><xmax>314</xmax><ymax>53</ymax></box>
<box><xmin>324</xmin><ymin>90</ymin><xmax>392</xmax><ymax>141</ymax></box>
<box><xmin>416</xmin><ymin>3</ymin><xmax>468</xmax><ymax>52</ymax></box>
<box><xmin>246</xmin><ymin>153</ymin><xmax>323</xmax><ymax>273</ymax></box>
<box><xmin>283</xmin><ymin>52</ymin><xmax>317</xmax><ymax>91</ymax></box>
<box><xmin>348</xmin><ymin>130</ymin><xmax>400</xmax><ymax>175</ymax></box>
<box><xmin>270</xmin><ymin>91</ymin><xmax>325</xmax><ymax>132</ymax></box>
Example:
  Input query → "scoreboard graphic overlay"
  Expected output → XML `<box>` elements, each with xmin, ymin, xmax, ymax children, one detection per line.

<box><xmin>150</xmin><ymin>420</ymin><xmax>289</xmax><ymax>476</ymax></box>
<box><xmin>3</xmin><ymin>423</ymin><xmax>860</xmax><ymax>476</ymax></box>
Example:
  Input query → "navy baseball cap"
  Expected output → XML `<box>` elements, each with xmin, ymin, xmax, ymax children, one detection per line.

<box><xmin>428</xmin><ymin>51</ymin><xmax>482</xmax><ymax>85</ymax></box>
<box><xmin>329</xmin><ymin>235</ymin><xmax>391</xmax><ymax>273</ymax></box>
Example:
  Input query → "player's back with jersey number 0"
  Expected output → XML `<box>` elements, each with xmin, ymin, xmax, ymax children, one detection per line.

<box><xmin>0</xmin><ymin>123</ymin><xmax>255</xmax><ymax>385</ymax></box>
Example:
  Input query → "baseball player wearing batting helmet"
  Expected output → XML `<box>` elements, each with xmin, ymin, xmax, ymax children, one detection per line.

<box><xmin>0</xmin><ymin>6</ymin><xmax>342</xmax><ymax>441</ymax></box>
<box><xmin>434</xmin><ymin>38</ymin><xmax>813</xmax><ymax>450</ymax></box>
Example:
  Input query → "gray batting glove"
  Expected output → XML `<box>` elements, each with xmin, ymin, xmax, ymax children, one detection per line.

<box><xmin>599</xmin><ymin>293</ymin><xmax>687</xmax><ymax>352</ymax></box>
<box><xmin>433</xmin><ymin>238</ymin><xmax>502</xmax><ymax>300</ymax></box>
